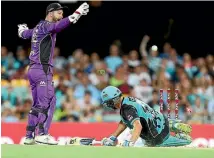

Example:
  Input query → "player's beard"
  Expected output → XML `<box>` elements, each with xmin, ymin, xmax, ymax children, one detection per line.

<box><xmin>53</xmin><ymin>16</ymin><xmax>61</xmax><ymax>22</ymax></box>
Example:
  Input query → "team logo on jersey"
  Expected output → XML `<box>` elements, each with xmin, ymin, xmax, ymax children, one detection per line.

<box><xmin>39</xmin><ymin>81</ymin><xmax>46</xmax><ymax>86</ymax></box>
<box><xmin>127</xmin><ymin>115</ymin><xmax>133</xmax><ymax>121</ymax></box>
<box><xmin>102</xmin><ymin>94</ymin><xmax>108</xmax><ymax>98</ymax></box>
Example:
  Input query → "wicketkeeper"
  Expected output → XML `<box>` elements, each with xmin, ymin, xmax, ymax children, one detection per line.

<box><xmin>18</xmin><ymin>2</ymin><xmax>89</xmax><ymax>145</ymax></box>
<box><xmin>100</xmin><ymin>86</ymin><xmax>192</xmax><ymax>147</ymax></box>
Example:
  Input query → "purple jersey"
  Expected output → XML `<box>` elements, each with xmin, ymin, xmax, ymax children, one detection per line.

<box><xmin>21</xmin><ymin>17</ymin><xmax>71</xmax><ymax>66</ymax></box>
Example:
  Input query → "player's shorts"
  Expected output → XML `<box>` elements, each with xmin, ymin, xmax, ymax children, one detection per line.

<box><xmin>142</xmin><ymin>116</ymin><xmax>170</xmax><ymax>147</ymax></box>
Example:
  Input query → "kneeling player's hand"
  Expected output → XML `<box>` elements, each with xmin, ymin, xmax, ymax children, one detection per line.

<box><xmin>101</xmin><ymin>135</ymin><xmax>117</xmax><ymax>146</ymax></box>
<box><xmin>119</xmin><ymin>140</ymin><xmax>134</xmax><ymax>147</ymax></box>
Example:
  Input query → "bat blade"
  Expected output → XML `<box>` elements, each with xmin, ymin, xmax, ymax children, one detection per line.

<box><xmin>67</xmin><ymin>137</ymin><xmax>95</xmax><ymax>146</ymax></box>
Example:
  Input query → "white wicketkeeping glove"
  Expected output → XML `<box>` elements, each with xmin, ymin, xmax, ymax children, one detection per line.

<box><xmin>18</xmin><ymin>24</ymin><xmax>29</xmax><ymax>38</ymax></box>
<box><xmin>68</xmin><ymin>2</ymin><xmax>89</xmax><ymax>24</ymax></box>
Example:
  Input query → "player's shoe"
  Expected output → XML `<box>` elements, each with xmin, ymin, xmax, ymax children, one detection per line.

<box><xmin>24</xmin><ymin>138</ymin><xmax>36</xmax><ymax>145</ymax></box>
<box><xmin>175</xmin><ymin>133</ymin><xmax>192</xmax><ymax>141</ymax></box>
<box><xmin>169</xmin><ymin>120</ymin><xmax>192</xmax><ymax>134</ymax></box>
<box><xmin>35</xmin><ymin>134</ymin><xmax>58</xmax><ymax>145</ymax></box>
<box><xmin>174</xmin><ymin>123</ymin><xmax>192</xmax><ymax>134</ymax></box>
<box><xmin>169</xmin><ymin>119</ymin><xmax>182</xmax><ymax>124</ymax></box>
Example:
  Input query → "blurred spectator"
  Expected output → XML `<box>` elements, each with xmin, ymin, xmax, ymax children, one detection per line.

<box><xmin>122</xmin><ymin>54</ymin><xmax>129</xmax><ymax>66</ymax></box>
<box><xmin>148</xmin><ymin>90</ymin><xmax>160</xmax><ymax>111</ymax></box>
<box><xmin>1</xmin><ymin>46</ymin><xmax>19</xmax><ymax>77</ymax></box>
<box><xmin>128</xmin><ymin>50</ymin><xmax>140</xmax><ymax>68</ymax></box>
<box><xmin>109</xmin><ymin>65</ymin><xmax>126</xmax><ymax>87</ymax></box>
<box><xmin>55</xmin><ymin>76</ymin><xmax>69</xmax><ymax>109</ymax></box>
<box><xmin>1</xmin><ymin>84</ymin><xmax>20</xmax><ymax>108</ymax></box>
<box><xmin>81</xmin><ymin>108</ymin><xmax>97</xmax><ymax>122</ymax></box>
<box><xmin>133</xmin><ymin>79</ymin><xmax>153</xmax><ymax>104</ymax></box>
<box><xmin>80</xmin><ymin>54</ymin><xmax>93</xmax><ymax>74</ymax></box>
<box><xmin>1</xmin><ymin>66</ymin><xmax>9</xmax><ymax>80</ymax></box>
<box><xmin>208</xmin><ymin>99</ymin><xmax>214</xmax><ymax>123</ymax></box>
<box><xmin>2</xmin><ymin>108</ymin><xmax>19</xmax><ymax>122</ymax></box>
<box><xmin>76</xmin><ymin>91</ymin><xmax>99</xmax><ymax>110</ymax></box>
<box><xmin>1</xmin><ymin>37</ymin><xmax>214</xmax><ymax>124</ymax></box>
<box><xmin>128</xmin><ymin>64</ymin><xmax>151</xmax><ymax>87</ymax></box>
<box><xmin>182</xmin><ymin>53</ymin><xmax>197</xmax><ymax>79</ymax></box>
<box><xmin>53</xmin><ymin>47</ymin><xmax>67</xmax><ymax>71</ymax></box>
<box><xmin>15</xmin><ymin>99</ymin><xmax>32</xmax><ymax>121</ymax></box>
<box><xmin>188</xmin><ymin>97</ymin><xmax>209</xmax><ymax>124</ymax></box>
<box><xmin>140</xmin><ymin>35</ymin><xmax>162</xmax><ymax>73</ymax></box>
<box><xmin>68</xmin><ymin>48</ymin><xmax>84</xmax><ymax>65</ymax></box>
<box><xmin>15</xmin><ymin>46</ymin><xmax>29</xmax><ymax>68</ymax></box>
<box><xmin>90</xmin><ymin>52</ymin><xmax>100</xmax><ymax>64</ymax></box>
<box><xmin>73</xmin><ymin>73</ymin><xmax>101</xmax><ymax>102</ymax></box>
<box><xmin>160</xmin><ymin>42</ymin><xmax>172</xmax><ymax>59</ymax></box>
<box><xmin>104</xmin><ymin>44</ymin><xmax>123</xmax><ymax>74</ymax></box>
<box><xmin>205</xmin><ymin>54</ymin><xmax>214</xmax><ymax>77</ymax></box>
<box><xmin>88</xmin><ymin>61</ymin><xmax>109</xmax><ymax>90</ymax></box>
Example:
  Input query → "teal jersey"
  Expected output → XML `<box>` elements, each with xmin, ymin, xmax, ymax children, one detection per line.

<box><xmin>120</xmin><ymin>96</ymin><xmax>169</xmax><ymax>145</ymax></box>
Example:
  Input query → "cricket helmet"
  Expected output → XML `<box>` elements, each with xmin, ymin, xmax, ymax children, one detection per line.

<box><xmin>101</xmin><ymin>86</ymin><xmax>122</xmax><ymax>110</ymax></box>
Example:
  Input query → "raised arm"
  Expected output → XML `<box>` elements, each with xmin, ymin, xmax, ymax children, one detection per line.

<box><xmin>43</xmin><ymin>2</ymin><xmax>89</xmax><ymax>33</ymax></box>
<box><xmin>139</xmin><ymin>35</ymin><xmax>150</xmax><ymax>57</ymax></box>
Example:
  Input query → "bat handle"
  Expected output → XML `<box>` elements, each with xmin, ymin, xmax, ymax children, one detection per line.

<box><xmin>92</xmin><ymin>140</ymin><xmax>102</xmax><ymax>145</ymax></box>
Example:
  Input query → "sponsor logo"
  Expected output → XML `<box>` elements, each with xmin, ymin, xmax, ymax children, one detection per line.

<box><xmin>127</xmin><ymin>115</ymin><xmax>133</xmax><ymax>121</ymax></box>
<box><xmin>39</xmin><ymin>81</ymin><xmax>46</xmax><ymax>86</ymax></box>
<box><xmin>102</xmin><ymin>94</ymin><xmax>108</xmax><ymax>98</ymax></box>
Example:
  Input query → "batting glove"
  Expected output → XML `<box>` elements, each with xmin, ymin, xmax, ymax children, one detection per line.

<box><xmin>119</xmin><ymin>140</ymin><xmax>134</xmax><ymax>147</ymax></box>
<box><xmin>18</xmin><ymin>24</ymin><xmax>29</xmax><ymax>38</ymax></box>
<box><xmin>101</xmin><ymin>135</ymin><xmax>118</xmax><ymax>146</ymax></box>
<box><xmin>68</xmin><ymin>2</ymin><xmax>89</xmax><ymax>24</ymax></box>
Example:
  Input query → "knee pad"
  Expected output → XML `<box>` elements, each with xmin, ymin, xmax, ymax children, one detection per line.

<box><xmin>29</xmin><ymin>108</ymin><xmax>39</xmax><ymax>117</ymax></box>
<box><xmin>32</xmin><ymin>107</ymin><xmax>49</xmax><ymax>124</ymax></box>
<box><xmin>26</xmin><ymin>125</ymin><xmax>36</xmax><ymax>132</ymax></box>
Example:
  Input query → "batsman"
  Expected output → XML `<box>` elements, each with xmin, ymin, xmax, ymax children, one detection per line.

<box><xmin>18</xmin><ymin>2</ymin><xmax>89</xmax><ymax>145</ymax></box>
<box><xmin>100</xmin><ymin>86</ymin><xmax>192</xmax><ymax>147</ymax></box>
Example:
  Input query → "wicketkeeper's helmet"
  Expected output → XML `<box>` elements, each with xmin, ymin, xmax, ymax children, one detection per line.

<box><xmin>101</xmin><ymin>86</ymin><xmax>122</xmax><ymax>110</ymax></box>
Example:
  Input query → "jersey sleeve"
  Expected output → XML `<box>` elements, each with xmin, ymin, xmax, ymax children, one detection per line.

<box><xmin>21</xmin><ymin>29</ymin><xmax>34</xmax><ymax>39</ymax></box>
<box><xmin>121</xmin><ymin>104</ymin><xmax>140</xmax><ymax>125</ymax></box>
<box><xmin>42</xmin><ymin>17</ymin><xmax>71</xmax><ymax>34</ymax></box>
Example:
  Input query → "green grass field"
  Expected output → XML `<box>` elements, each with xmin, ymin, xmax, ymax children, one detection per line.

<box><xmin>2</xmin><ymin>145</ymin><xmax>214</xmax><ymax>158</ymax></box>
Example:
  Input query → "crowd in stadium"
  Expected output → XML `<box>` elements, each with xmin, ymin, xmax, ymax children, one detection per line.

<box><xmin>1</xmin><ymin>35</ymin><xmax>214</xmax><ymax>124</ymax></box>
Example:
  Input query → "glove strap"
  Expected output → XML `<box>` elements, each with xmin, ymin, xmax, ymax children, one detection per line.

<box><xmin>68</xmin><ymin>13</ymin><xmax>81</xmax><ymax>23</ymax></box>
<box><xmin>109</xmin><ymin>135</ymin><xmax>117</xmax><ymax>142</ymax></box>
<box><xmin>74</xmin><ymin>11</ymin><xmax>81</xmax><ymax>14</ymax></box>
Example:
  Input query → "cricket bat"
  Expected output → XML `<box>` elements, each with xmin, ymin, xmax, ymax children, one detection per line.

<box><xmin>67</xmin><ymin>137</ymin><xmax>102</xmax><ymax>146</ymax></box>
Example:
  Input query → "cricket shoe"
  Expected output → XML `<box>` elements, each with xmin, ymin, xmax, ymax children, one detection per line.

<box><xmin>24</xmin><ymin>137</ymin><xmax>36</xmax><ymax>145</ymax></box>
<box><xmin>169</xmin><ymin>120</ymin><xmax>192</xmax><ymax>134</ymax></box>
<box><xmin>35</xmin><ymin>134</ymin><xmax>58</xmax><ymax>145</ymax></box>
<box><xmin>175</xmin><ymin>133</ymin><xmax>192</xmax><ymax>142</ymax></box>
